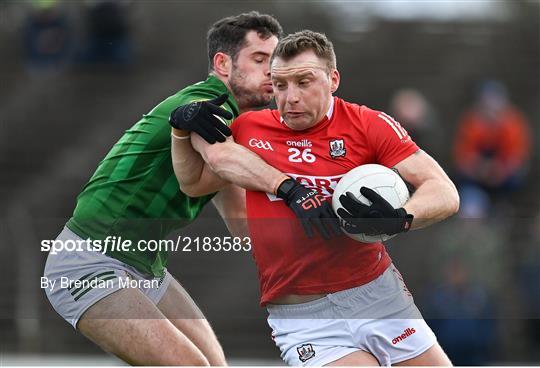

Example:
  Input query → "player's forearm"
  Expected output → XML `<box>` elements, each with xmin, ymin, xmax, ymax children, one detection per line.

<box><xmin>193</xmin><ymin>134</ymin><xmax>288</xmax><ymax>194</ymax></box>
<box><xmin>403</xmin><ymin>179</ymin><xmax>460</xmax><ymax>230</ymax></box>
<box><xmin>208</xmin><ymin>147</ymin><xmax>287</xmax><ymax>193</ymax></box>
<box><xmin>171</xmin><ymin>129</ymin><xmax>228</xmax><ymax>197</ymax></box>
<box><xmin>189</xmin><ymin>164</ymin><xmax>229</xmax><ymax>196</ymax></box>
<box><xmin>212</xmin><ymin>185</ymin><xmax>249</xmax><ymax>238</ymax></box>
<box><xmin>171</xmin><ymin>129</ymin><xmax>205</xmax><ymax>186</ymax></box>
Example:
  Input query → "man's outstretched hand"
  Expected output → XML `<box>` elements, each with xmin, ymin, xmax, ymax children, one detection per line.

<box><xmin>169</xmin><ymin>93</ymin><xmax>233</xmax><ymax>144</ymax></box>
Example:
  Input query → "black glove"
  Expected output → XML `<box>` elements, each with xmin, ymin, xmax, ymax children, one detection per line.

<box><xmin>337</xmin><ymin>187</ymin><xmax>413</xmax><ymax>236</ymax></box>
<box><xmin>169</xmin><ymin>93</ymin><xmax>233</xmax><ymax>144</ymax></box>
<box><xmin>277</xmin><ymin>178</ymin><xmax>341</xmax><ymax>239</ymax></box>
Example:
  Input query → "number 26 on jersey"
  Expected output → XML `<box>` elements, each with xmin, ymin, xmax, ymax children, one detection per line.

<box><xmin>288</xmin><ymin>148</ymin><xmax>316</xmax><ymax>163</ymax></box>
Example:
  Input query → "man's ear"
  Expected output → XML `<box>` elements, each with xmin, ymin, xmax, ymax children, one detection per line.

<box><xmin>213</xmin><ymin>52</ymin><xmax>232</xmax><ymax>78</ymax></box>
<box><xmin>330</xmin><ymin>69</ymin><xmax>340</xmax><ymax>94</ymax></box>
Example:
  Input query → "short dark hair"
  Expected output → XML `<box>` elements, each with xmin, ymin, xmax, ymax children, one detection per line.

<box><xmin>207</xmin><ymin>11</ymin><xmax>283</xmax><ymax>70</ymax></box>
<box><xmin>271</xmin><ymin>30</ymin><xmax>336</xmax><ymax>71</ymax></box>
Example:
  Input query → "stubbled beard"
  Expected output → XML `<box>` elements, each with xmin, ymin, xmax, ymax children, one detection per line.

<box><xmin>229</xmin><ymin>68</ymin><xmax>272</xmax><ymax>109</ymax></box>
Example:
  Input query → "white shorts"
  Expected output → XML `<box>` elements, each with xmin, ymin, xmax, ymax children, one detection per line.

<box><xmin>43</xmin><ymin>226</ymin><xmax>172</xmax><ymax>329</ymax></box>
<box><xmin>267</xmin><ymin>264</ymin><xmax>437</xmax><ymax>366</ymax></box>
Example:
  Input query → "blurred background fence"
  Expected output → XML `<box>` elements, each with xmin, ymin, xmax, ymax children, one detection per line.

<box><xmin>0</xmin><ymin>0</ymin><xmax>539</xmax><ymax>365</ymax></box>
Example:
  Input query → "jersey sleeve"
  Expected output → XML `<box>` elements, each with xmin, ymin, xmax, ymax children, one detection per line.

<box><xmin>361</xmin><ymin>107</ymin><xmax>419</xmax><ymax>168</ymax></box>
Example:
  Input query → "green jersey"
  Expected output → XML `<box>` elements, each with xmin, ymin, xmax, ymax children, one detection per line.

<box><xmin>66</xmin><ymin>75</ymin><xmax>239</xmax><ymax>277</ymax></box>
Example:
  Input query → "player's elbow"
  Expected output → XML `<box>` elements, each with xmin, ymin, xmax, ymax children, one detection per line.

<box><xmin>179</xmin><ymin>183</ymin><xmax>204</xmax><ymax>198</ymax></box>
<box><xmin>171</xmin><ymin>167</ymin><xmax>205</xmax><ymax>197</ymax></box>
<box><xmin>446</xmin><ymin>182</ymin><xmax>460</xmax><ymax>216</ymax></box>
<box><xmin>451</xmin><ymin>190</ymin><xmax>460</xmax><ymax>215</ymax></box>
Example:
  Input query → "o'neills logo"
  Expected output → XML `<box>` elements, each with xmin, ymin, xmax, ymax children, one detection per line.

<box><xmin>392</xmin><ymin>328</ymin><xmax>416</xmax><ymax>345</ymax></box>
<box><xmin>286</xmin><ymin>139</ymin><xmax>312</xmax><ymax>148</ymax></box>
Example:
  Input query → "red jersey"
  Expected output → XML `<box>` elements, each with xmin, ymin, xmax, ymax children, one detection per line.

<box><xmin>231</xmin><ymin>97</ymin><xmax>419</xmax><ymax>305</ymax></box>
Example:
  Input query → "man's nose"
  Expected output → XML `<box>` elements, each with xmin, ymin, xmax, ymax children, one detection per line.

<box><xmin>287</xmin><ymin>86</ymin><xmax>300</xmax><ymax>104</ymax></box>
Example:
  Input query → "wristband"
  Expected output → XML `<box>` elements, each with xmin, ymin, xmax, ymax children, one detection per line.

<box><xmin>273</xmin><ymin>176</ymin><xmax>292</xmax><ymax>196</ymax></box>
<box><xmin>276</xmin><ymin>178</ymin><xmax>299</xmax><ymax>200</ymax></box>
<box><xmin>171</xmin><ymin>132</ymin><xmax>191</xmax><ymax>140</ymax></box>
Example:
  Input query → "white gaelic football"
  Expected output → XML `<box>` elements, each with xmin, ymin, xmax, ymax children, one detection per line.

<box><xmin>332</xmin><ymin>164</ymin><xmax>410</xmax><ymax>243</ymax></box>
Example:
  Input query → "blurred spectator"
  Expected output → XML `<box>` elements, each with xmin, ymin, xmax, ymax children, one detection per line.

<box><xmin>453</xmin><ymin>80</ymin><xmax>532</xmax><ymax>202</ymax></box>
<box><xmin>425</xmin><ymin>258</ymin><xmax>497</xmax><ymax>365</ymax></box>
<box><xmin>388</xmin><ymin>88</ymin><xmax>443</xmax><ymax>157</ymax></box>
<box><xmin>78</xmin><ymin>0</ymin><xmax>134</xmax><ymax>66</ymax></box>
<box><xmin>24</xmin><ymin>0</ymin><xmax>71</xmax><ymax>72</ymax></box>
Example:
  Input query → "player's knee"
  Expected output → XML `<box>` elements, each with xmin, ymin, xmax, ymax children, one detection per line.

<box><xmin>139</xmin><ymin>347</ymin><xmax>210</xmax><ymax>366</ymax></box>
<box><xmin>174</xmin><ymin>350</ymin><xmax>210</xmax><ymax>366</ymax></box>
<box><xmin>167</xmin><ymin>341</ymin><xmax>211</xmax><ymax>366</ymax></box>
